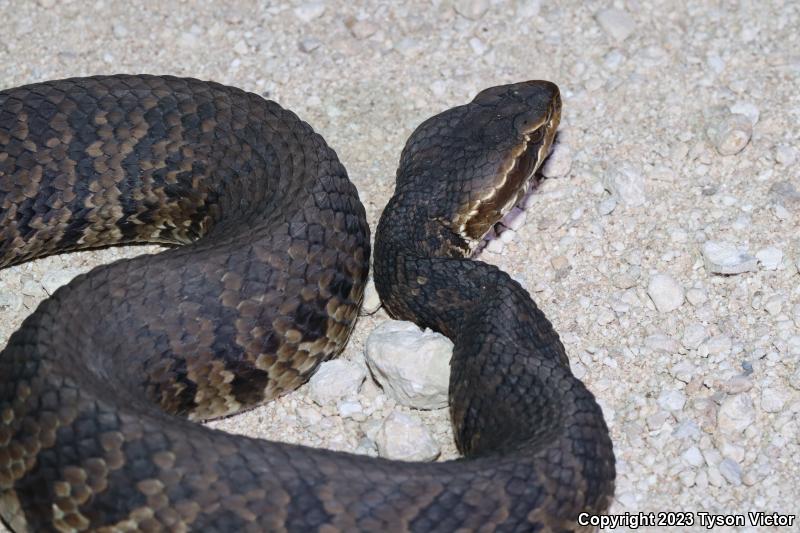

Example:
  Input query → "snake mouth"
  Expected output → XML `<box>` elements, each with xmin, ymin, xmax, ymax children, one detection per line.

<box><xmin>458</xmin><ymin>94</ymin><xmax>562</xmax><ymax>247</ymax></box>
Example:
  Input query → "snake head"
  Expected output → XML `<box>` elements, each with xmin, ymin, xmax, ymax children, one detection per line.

<box><xmin>452</xmin><ymin>80</ymin><xmax>562</xmax><ymax>246</ymax></box>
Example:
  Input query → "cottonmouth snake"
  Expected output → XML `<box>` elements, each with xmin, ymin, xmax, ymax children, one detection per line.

<box><xmin>0</xmin><ymin>75</ymin><xmax>614</xmax><ymax>532</ymax></box>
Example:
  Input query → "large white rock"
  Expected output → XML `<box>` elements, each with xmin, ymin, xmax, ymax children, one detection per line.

<box><xmin>375</xmin><ymin>412</ymin><xmax>440</xmax><ymax>461</ymax></box>
<box><xmin>307</xmin><ymin>359</ymin><xmax>365</xmax><ymax>406</ymax></box>
<box><xmin>366</xmin><ymin>321</ymin><xmax>452</xmax><ymax>409</ymax></box>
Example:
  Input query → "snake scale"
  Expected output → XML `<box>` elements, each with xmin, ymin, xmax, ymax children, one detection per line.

<box><xmin>0</xmin><ymin>75</ymin><xmax>614</xmax><ymax>532</ymax></box>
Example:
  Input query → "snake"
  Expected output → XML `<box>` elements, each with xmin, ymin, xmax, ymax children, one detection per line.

<box><xmin>0</xmin><ymin>75</ymin><xmax>614</xmax><ymax>532</ymax></box>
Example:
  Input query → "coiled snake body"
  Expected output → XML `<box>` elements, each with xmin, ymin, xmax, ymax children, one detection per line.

<box><xmin>0</xmin><ymin>75</ymin><xmax>614</xmax><ymax>532</ymax></box>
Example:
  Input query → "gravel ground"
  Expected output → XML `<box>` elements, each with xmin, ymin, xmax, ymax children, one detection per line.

<box><xmin>1</xmin><ymin>1</ymin><xmax>799</xmax><ymax>531</ymax></box>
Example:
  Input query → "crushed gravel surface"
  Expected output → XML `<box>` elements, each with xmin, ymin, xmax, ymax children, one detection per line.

<box><xmin>1</xmin><ymin>1</ymin><xmax>799</xmax><ymax>531</ymax></box>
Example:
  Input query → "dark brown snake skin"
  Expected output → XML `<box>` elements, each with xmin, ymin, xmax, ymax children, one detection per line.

<box><xmin>0</xmin><ymin>75</ymin><xmax>614</xmax><ymax>532</ymax></box>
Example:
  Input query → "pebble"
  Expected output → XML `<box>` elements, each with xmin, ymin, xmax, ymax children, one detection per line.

<box><xmin>760</xmin><ymin>387</ymin><xmax>788</xmax><ymax>413</ymax></box>
<box><xmin>723</xmin><ymin>376</ymin><xmax>752</xmax><ymax>394</ymax></box>
<box><xmin>647</xmin><ymin>273</ymin><xmax>684</xmax><ymax>313</ymax></box>
<box><xmin>345</xmin><ymin>18</ymin><xmax>378</xmax><ymax>40</ymax></box>
<box><xmin>763</xmin><ymin>294</ymin><xmax>782</xmax><ymax>316</ymax></box>
<box><xmin>365</xmin><ymin>321</ymin><xmax>451</xmax><ymax>409</ymax></box>
<box><xmin>705</xmin><ymin>335</ymin><xmax>732</xmax><ymax>357</ymax></box>
<box><xmin>307</xmin><ymin>360</ymin><xmax>365</xmax><ymax>406</ymax></box>
<box><xmin>360</xmin><ymin>279</ymin><xmax>382</xmax><ymax>315</ymax></box>
<box><xmin>453</xmin><ymin>0</ymin><xmax>489</xmax><ymax>20</ymax></box>
<box><xmin>394</xmin><ymin>37</ymin><xmax>424</xmax><ymax>58</ymax></box>
<box><xmin>598</xmin><ymin>196</ymin><xmax>617</xmax><ymax>215</ymax></box>
<box><xmin>468</xmin><ymin>37</ymin><xmax>488</xmax><ymax>56</ymax></box>
<box><xmin>755</xmin><ymin>246</ymin><xmax>782</xmax><ymax>270</ymax></box>
<box><xmin>178</xmin><ymin>31</ymin><xmax>199</xmax><ymax>49</ymax></box>
<box><xmin>298</xmin><ymin>37</ymin><xmax>322</xmax><ymax>53</ymax></box>
<box><xmin>112</xmin><ymin>23</ymin><xmax>128</xmax><ymax>38</ymax></box>
<box><xmin>717</xmin><ymin>393</ymin><xmax>755</xmax><ymax>435</ymax></box>
<box><xmin>233</xmin><ymin>40</ymin><xmax>249</xmax><ymax>55</ymax></box>
<box><xmin>645</xmin><ymin>334</ymin><xmax>680</xmax><ymax>354</ymax></box>
<box><xmin>293</xmin><ymin>2</ymin><xmax>326</xmax><ymax>23</ymax></box>
<box><xmin>702</xmin><ymin>241</ymin><xmax>758</xmax><ymax>274</ymax></box>
<box><xmin>685</xmin><ymin>287</ymin><xmax>708</xmax><ymax>306</ymax></box>
<box><xmin>709</xmin><ymin>113</ymin><xmax>752</xmax><ymax>156</ymax></box>
<box><xmin>595</xmin><ymin>8</ymin><xmax>636</xmax><ymax>41</ymax></box>
<box><xmin>603</xmin><ymin>163</ymin><xmax>646</xmax><ymax>206</ymax></box>
<box><xmin>541</xmin><ymin>142</ymin><xmax>572</xmax><ymax>178</ymax></box>
<box><xmin>769</xmin><ymin>180</ymin><xmax>800</xmax><ymax>203</ymax></box>
<box><xmin>775</xmin><ymin>144</ymin><xmax>797</xmax><ymax>166</ymax></box>
<box><xmin>681</xmin><ymin>323</ymin><xmax>707</xmax><ymax>350</ymax></box>
<box><xmin>375</xmin><ymin>412</ymin><xmax>440</xmax><ymax>461</ymax></box>
<box><xmin>657</xmin><ymin>389</ymin><xmax>686</xmax><ymax>411</ymax></box>
<box><xmin>0</xmin><ymin>290</ymin><xmax>22</xmax><ymax>312</ymax></box>
<box><xmin>681</xmin><ymin>446</ymin><xmax>704</xmax><ymax>467</ymax></box>
<box><xmin>718</xmin><ymin>458</ymin><xmax>742</xmax><ymax>486</ymax></box>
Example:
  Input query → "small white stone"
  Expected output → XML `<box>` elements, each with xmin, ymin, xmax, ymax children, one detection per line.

<box><xmin>394</xmin><ymin>37</ymin><xmax>424</xmax><ymax>58</ymax></box>
<box><xmin>293</xmin><ymin>2</ymin><xmax>326</xmax><ymax>23</ymax></box>
<box><xmin>705</xmin><ymin>335</ymin><xmax>732</xmax><ymax>356</ymax></box>
<box><xmin>603</xmin><ymin>163</ymin><xmax>646</xmax><ymax>206</ymax></box>
<box><xmin>360</xmin><ymin>279</ymin><xmax>381</xmax><ymax>315</ymax></box>
<box><xmin>763</xmin><ymin>294</ymin><xmax>782</xmax><ymax>316</ymax></box>
<box><xmin>598</xmin><ymin>196</ymin><xmax>617</xmax><ymax>215</ymax></box>
<box><xmin>298</xmin><ymin>37</ymin><xmax>322</xmax><ymax>53</ymax></box>
<box><xmin>308</xmin><ymin>360</ymin><xmax>365</xmax><ymax>406</ymax></box>
<box><xmin>755</xmin><ymin>246</ymin><xmax>783</xmax><ymax>270</ymax></box>
<box><xmin>453</xmin><ymin>0</ymin><xmax>489</xmax><ymax>20</ymax></box>
<box><xmin>345</xmin><ymin>18</ymin><xmax>378</xmax><ymax>40</ymax></box>
<box><xmin>233</xmin><ymin>39</ymin><xmax>249</xmax><ymax>55</ymax></box>
<box><xmin>647</xmin><ymin>273</ymin><xmax>684</xmax><ymax>313</ymax></box>
<box><xmin>645</xmin><ymin>334</ymin><xmax>680</xmax><ymax>354</ymax></box>
<box><xmin>366</xmin><ymin>321</ymin><xmax>452</xmax><ymax>409</ymax></box>
<box><xmin>702</xmin><ymin>241</ymin><xmax>757</xmax><ymax>274</ymax></box>
<box><xmin>595</xmin><ymin>307</ymin><xmax>615</xmax><ymax>325</ymax></box>
<box><xmin>657</xmin><ymin>389</ymin><xmax>686</xmax><ymax>411</ymax></box>
<box><xmin>710</xmin><ymin>113</ymin><xmax>752</xmax><ymax>156</ymax></box>
<box><xmin>682</xmin><ymin>446</ymin><xmax>704</xmax><ymax>467</ymax></box>
<box><xmin>112</xmin><ymin>23</ymin><xmax>128</xmax><ymax>38</ymax></box>
<box><xmin>718</xmin><ymin>458</ymin><xmax>742</xmax><ymax>485</ymax></box>
<box><xmin>337</xmin><ymin>399</ymin><xmax>364</xmax><ymax>420</ymax></box>
<box><xmin>670</xmin><ymin>361</ymin><xmax>696</xmax><ymax>383</ymax></box>
<box><xmin>717</xmin><ymin>394</ymin><xmax>755</xmax><ymax>435</ymax></box>
<box><xmin>541</xmin><ymin>143</ymin><xmax>572</xmax><ymax>178</ymax></box>
<box><xmin>761</xmin><ymin>387</ymin><xmax>788</xmax><ymax>413</ymax></box>
<box><xmin>429</xmin><ymin>80</ymin><xmax>447</xmax><ymax>97</ymax></box>
<box><xmin>685</xmin><ymin>288</ymin><xmax>708</xmax><ymax>306</ymax></box>
<box><xmin>501</xmin><ymin>207</ymin><xmax>527</xmax><ymax>231</ymax></box>
<box><xmin>484</xmin><ymin>238</ymin><xmax>505</xmax><ymax>254</ymax></box>
<box><xmin>178</xmin><ymin>31</ymin><xmax>199</xmax><ymax>48</ymax></box>
<box><xmin>775</xmin><ymin>145</ymin><xmax>797</xmax><ymax>166</ymax></box>
<box><xmin>595</xmin><ymin>8</ymin><xmax>636</xmax><ymax>41</ymax></box>
<box><xmin>682</xmin><ymin>323</ymin><xmax>707</xmax><ymax>350</ymax></box>
<box><xmin>375</xmin><ymin>412</ymin><xmax>440</xmax><ymax>461</ymax></box>
<box><xmin>469</xmin><ymin>37</ymin><xmax>488</xmax><ymax>56</ymax></box>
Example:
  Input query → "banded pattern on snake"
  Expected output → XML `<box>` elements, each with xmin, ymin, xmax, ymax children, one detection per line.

<box><xmin>0</xmin><ymin>75</ymin><xmax>614</xmax><ymax>532</ymax></box>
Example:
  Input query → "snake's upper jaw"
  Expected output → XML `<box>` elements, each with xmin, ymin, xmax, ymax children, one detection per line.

<box><xmin>455</xmin><ymin>82</ymin><xmax>562</xmax><ymax>248</ymax></box>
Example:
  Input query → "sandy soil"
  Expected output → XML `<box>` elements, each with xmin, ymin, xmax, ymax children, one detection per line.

<box><xmin>1</xmin><ymin>1</ymin><xmax>799</xmax><ymax>531</ymax></box>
